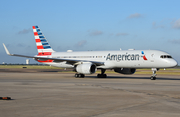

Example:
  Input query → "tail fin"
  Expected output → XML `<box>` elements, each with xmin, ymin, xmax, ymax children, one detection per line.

<box><xmin>32</xmin><ymin>26</ymin><xmax>55</xmax><ymax>56</ymax></box>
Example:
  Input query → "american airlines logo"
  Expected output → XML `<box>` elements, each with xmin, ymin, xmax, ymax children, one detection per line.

<box><xmin>106</xmin><ymin>51</ymin><xmax>148</xmax><ymax>61</ymax></box>
<box><xmin>106</xmin><ymin>53</ymin><xmax>140</xmax><ymax>61</ymax></box>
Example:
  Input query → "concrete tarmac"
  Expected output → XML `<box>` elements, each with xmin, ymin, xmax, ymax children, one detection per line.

<box><xmin>0</xmin><ymin>72</ymin><xmax>180</xmax><ymax>117</ymax></box>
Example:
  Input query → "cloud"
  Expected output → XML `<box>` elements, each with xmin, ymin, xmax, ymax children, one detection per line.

<box><xmin>168</xmin><ymin>39</ymin><xmax>180</xmax><ymax>44</ymax></box>
<box><xmin>116</xmin><ymin>33</ymin><xmax>129</xmax><ymax>36</ymax></box>
<box><xmin>75</xmin><ymin>40</ymin><xmax>87</xmax><ymax>47</ymax></box>
<box><xmin>127</xmin><ymin>13</ymin><xmax>143</xmax><ymax>19</ymax></box>
<box><xmin>18</xmin><ymin>28</ymin><xmax>32</xmax><ymax>34</ymax></box>
<box><xmin>172</xmin><ymin>19</ymin><xmax>180</xmax><ymax>29</ymax></box>
<box><xmin>152</xmin><ymin>22</ymin><xmax>156</xmax><ymax>27</ymax></box>
<box><xmin>109</xmin><ymin>33</ymin><xmax>114</xmax><ymax>36</ymax></box>
<box><xmin>89</xmin><ymin>30</ymin><xmax>103</xmax><ymax>36</ymax></box>
<box><xmin>152</xmin><ymin>22</ymin><xmax>165</xmax><ymax>29</ymax></box>
<box><xmin>17</xmin><ymin>43</ymin><xmax>25</xmax><ymax>47</ymax></box>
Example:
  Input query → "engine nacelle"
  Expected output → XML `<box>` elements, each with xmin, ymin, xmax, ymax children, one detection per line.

<box><xmin>76</xmin><ymin>63</ymin><xmax>96</xmax><ymax>74</ymax></box>
<box><xmin>114</xmin><ymin>68</ymin><xmax>136</xmax><ymax>75</ymax></box>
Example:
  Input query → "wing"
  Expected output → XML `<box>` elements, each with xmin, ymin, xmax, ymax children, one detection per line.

<box><xmin>3</xmin><ymin>43</ymin><xmax>104</xmax><ymax>66</ymax></box>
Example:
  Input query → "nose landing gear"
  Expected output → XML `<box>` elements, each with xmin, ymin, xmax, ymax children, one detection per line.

<box><xmin>151</xmin><ymin>68</ymin><xmax>159</xmax><ymax>80</ymax></box>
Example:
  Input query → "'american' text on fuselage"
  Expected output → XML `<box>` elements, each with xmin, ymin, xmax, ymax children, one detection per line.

<box><xmin>106</xmin><ymin>53</ymin><xmax>140</xmax><ymax>61</ymax></box>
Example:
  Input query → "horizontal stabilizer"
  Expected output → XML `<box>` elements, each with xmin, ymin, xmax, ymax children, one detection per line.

<box><xmin>3</xmin><ymin>43</ymin><xmax>11</xmax><ymax>55</ymax></box>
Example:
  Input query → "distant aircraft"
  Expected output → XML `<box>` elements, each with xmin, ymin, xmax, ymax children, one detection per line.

<box><xmin>3</xmin><ymin>26</ymin><xmax>178</xmax><ymax>80</ymax></box>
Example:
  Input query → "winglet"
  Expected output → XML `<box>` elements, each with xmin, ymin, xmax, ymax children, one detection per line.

<box><xmin>2</xmin><ymin>43</ymin><xmax>11</xmax><ymax>55</ymax></box>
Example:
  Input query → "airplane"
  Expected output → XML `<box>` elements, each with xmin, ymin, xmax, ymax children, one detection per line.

<box><xmin>3</xmin><ymin>26</ymin><xmax>178</xmax><ymax>80</ymax></box>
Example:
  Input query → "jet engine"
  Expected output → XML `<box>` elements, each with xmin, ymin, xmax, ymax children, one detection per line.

<box><xmin>114</xmin><ymin>68</ymin><xmax>136</xmax><ymax>75</ymax></box>
<box><xmin>76</xmin><ymin>63</ymin><xmax>96</xmax><ymax>74</ymax></box>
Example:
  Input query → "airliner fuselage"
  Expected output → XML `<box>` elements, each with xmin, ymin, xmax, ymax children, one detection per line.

<box><xmin>39</xmin><ymin>50</ymin><xmax>177</xmax><ymax>69</ymax></box>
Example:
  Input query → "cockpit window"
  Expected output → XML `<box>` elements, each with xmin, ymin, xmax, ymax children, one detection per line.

<box><xmin>160</xmin><ymin>55</ymin><xmax>172</xmax><ymax>58</ymax></box>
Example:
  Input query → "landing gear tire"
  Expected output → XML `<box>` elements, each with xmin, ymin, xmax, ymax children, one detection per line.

<box><xmin>75</xmin><ymin>74</ymin><xmax>85</xmax><ymax>78</ymax></box>
<box><xmin>150</xmin><ymin>76</ymin><xmax>156</xmax><ymax>80</ymax></box>
<box><xmin>80</xmin><ymin>74</ymin><xmax>85</xmax><ymax>78</ymax></box>
<box><xmin>150</xmin><ymin>68</ymin><xmax>158</xmax><ymax>80</ymax></box>
<box><xmin>97</xmin><ymin>74</ymin><xmax>107</xmax><ymax>78</ymax></box>
<box><xmin>75</xmin><ymin>74</ymin><xmax>79</xmax><ymax>78</ymax></box>
<box><xmin>97</xmin><ymin>69</ymin><xmax>107</xmax><ymax>78</ymax></box>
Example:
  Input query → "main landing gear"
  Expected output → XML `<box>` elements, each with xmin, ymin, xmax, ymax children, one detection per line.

<box><xmin>75</xmin><ymin>73</ymin><xmax>85</xmax><ymax>78</ymax></box>
<box><xmin>151</xmin><ymin>68</ymin><xmax>159</xmax><ymax>80</ymax></box>
<box><xmin>97</xmin><ymin>69</ymin><xmax>107</xmax><ymax>78</ymax></box>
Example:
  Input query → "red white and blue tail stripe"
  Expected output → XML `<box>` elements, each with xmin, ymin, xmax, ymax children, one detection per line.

<box><xmin>32</xmin><ymin>26</ymin><xmax>54</xmax><ymax>56</ymax></box>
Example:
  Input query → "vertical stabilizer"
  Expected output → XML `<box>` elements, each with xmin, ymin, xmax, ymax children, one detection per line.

<box><xmin>32</xmin><ymin>26</ymin><xmax>55</xmax><ymax>56</ymax></box>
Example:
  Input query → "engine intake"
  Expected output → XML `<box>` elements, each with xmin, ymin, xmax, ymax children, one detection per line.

<box><xmin>114</xmin><ymin>68</ymin><xmax>136</xmax><ymax>74</ymax></box>
<box><xmin>76</xmin><ymin>63</ymin><xmax>96</xmax><ymax>74</ymax></box>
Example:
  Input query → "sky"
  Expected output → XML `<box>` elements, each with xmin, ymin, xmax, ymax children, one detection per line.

<box><xmin>1</xmin><ymin>0</ymin><xmax>180</xmax><ymax>65</ymax></box>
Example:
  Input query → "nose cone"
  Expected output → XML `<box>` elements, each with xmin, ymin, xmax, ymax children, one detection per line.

<box><xmin>169</xmin><ymin>59</ymin><xmax>178</xmax><ymax>67</ymax></box>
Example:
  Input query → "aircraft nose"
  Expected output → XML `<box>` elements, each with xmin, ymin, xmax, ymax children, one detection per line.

<box><xmin>165</xmin><ymin>59</ymin><xmax>178</xmax><ymax>68</ymax></box>
<box><xmin>171</xmin><ymin>59</ymin><xmax>178</xmax><ymax>67</ymax></box>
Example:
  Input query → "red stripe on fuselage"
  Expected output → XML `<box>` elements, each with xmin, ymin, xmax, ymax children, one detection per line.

<box><xmin>38</xmin><ymin>52</ymin><xmax>52</xmax><ymax>56</ymax></box>
<box><xmin>37</xmin><ymin>59</ymin><xmax>53</xmax><ymax>63</ymax></box>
